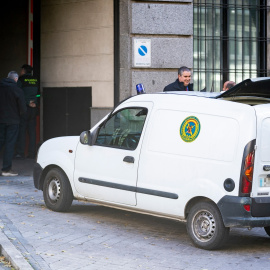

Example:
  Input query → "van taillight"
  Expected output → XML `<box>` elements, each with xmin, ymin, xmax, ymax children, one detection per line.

<box><xmin>239</xmin><ymin>140</ymin><xmax>256</xmax><ymax>197</ymax></box>
<box><xmin>241</xmin><ymin>151</ymin><xmax>255</xmax><ymax>193</ymax></box>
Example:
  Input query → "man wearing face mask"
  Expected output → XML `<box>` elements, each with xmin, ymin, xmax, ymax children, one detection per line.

<box><xmin>163</xmin><ymin>66</ymin><xmax>194</xmax><ymax>92</ymax></box>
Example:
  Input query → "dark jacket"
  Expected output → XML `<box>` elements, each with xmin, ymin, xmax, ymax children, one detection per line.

<box><xmin>17</xmin><ymin>73</ymin><xmax>39</xmax><ymax>105</ymax></box>
<box><xmin>163</xmin><ymin>79</ymin><xmax>194</xmax><ymax>92</ymax></box>
<box><xmin>0</xmin><ymin>78</ymin><xmax>27</xmax><ymax>124</ymax></box>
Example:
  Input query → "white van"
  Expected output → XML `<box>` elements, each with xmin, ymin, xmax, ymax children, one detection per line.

<box><xmin>34</xmin><ymin>78</ymin><xmax>270</xmax><ymax>250</ymax></box>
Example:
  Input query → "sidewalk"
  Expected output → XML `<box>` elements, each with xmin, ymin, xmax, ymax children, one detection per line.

<box><xmin>0</xmin><ymin>158</ymin><xmax>35</xmax><ymax>269</ymax></box>
<box><xmin>0</xmin><ymin>157</ymin><xmax>35</xmax><ymax>270</ymax></box>
<box><xmin>0</xmin><ymin>158</ymin><xmax>270</xmax><ymax>270</ymax></box>
<box><xmin>0</xmin><ymin>230</ymin><xmax>33</xmax><ymax>270</ymax></box>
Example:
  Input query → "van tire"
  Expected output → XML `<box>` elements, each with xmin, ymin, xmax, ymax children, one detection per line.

<box><xmin>264</xmin><ymin>226</ymin><xmax>270</xmax><ymax>236</ymax></box>
<box><xmin>43</xmin><ymin>168</ymin><xmax>73</xmax><ymax>212</ymax></box>
<box><xmin>186</xmin><ymin>201</ymin><xmax>229</xmax><ymax>250</ymax></box>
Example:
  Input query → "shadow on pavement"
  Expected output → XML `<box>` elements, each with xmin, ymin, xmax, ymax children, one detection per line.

<box><xmin>0</xmin><ymin>157</ymin><xmax>35</xmax><ymax>177</ymax></box>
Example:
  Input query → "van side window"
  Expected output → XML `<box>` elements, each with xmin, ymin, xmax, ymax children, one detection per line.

<box><xmin>95</xmin><ymin>107</ymin><xmax>148</xmax><ymax>150</ymax></box>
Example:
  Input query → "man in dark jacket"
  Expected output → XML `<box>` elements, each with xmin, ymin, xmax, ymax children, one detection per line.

<box><xmin>163</xmin><ymin>66</ymin><xmax>194</xmax><ymax>92</ymax></box>
<box><xmin>0</xmin><ymin>71</ymin><xmax>26</xmax><ymax>176</ymax></box>
<box><xmin>16</xmin><ymin>64</ymin><xmax>39</xmax><ymax>159</ymax></box>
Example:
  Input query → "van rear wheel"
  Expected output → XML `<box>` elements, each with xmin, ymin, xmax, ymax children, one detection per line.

<box><xmin>264</xmin><ymin>226</ymin><xmax>270</xmax><ymax>236</ymax></box>
<box><xmin>186</xmin><ymin>201</ymin><xmax>229</xmax><ymax>250</ymax></box>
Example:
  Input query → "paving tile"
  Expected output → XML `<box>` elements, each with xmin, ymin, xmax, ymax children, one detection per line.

<box><xmin>1</xmin><ymin>159</ymin><xmax>270</xmax><ymax>269</ymax></box>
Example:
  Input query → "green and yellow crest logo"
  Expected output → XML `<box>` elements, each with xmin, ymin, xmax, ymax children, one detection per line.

<box><xmin>180</xmin><ymin>116</ymin><xmax>201</xmax><ymax>142</ymax></box>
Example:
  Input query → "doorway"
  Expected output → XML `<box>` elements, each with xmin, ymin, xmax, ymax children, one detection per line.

<box><xmin>43</xmin><ymin>87</ymin><xmax>92</xmax><ymax>141</ymax></box>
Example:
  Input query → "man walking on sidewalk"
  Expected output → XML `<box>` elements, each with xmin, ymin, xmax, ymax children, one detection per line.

<box><xmin>0</xmin><ymin>71</ymin><xmax>26</xmax><ymax>176</ymax></box>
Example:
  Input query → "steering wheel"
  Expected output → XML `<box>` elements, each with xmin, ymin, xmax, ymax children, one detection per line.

<box><xmin>122</xmin><ymin>135</ymin><xmax>139</xmax><ymax>150</ymax></box>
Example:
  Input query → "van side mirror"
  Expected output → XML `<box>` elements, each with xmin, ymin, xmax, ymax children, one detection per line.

<box><xmin>80</xmin><ymin>128</ymin><xmax>98</xmax><ymax>146</ymax></box>
<box><xmin>80</xmin><ymin>131</ymin><xmax>91</xmax><ymax>145</ymax></box>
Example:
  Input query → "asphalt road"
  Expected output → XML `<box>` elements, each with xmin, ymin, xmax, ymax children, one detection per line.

<box><xmin>0</xmin><ymin>159</ymin><xmax>269</xmax><ymax>270</ymax></box>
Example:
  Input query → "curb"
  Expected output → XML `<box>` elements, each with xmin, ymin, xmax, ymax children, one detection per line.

<box><xmin>0</xmin><ymin>231</ymin><xmax>33</xmax><ymax>270</ymax></box>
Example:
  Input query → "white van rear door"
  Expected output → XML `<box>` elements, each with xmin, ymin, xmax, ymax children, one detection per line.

<box><xmin>252</xmin><ymin>104</ymin><xmax>270</xmax><ymax>197</ymax></box>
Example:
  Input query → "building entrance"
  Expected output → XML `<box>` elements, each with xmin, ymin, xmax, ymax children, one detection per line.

<box><xmin>43</xmin><ymin>87</ymin><xmax>92</xmax><ymax>141</ymax></box>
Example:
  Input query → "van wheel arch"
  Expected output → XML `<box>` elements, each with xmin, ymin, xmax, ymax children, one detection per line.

<box><xmin>264</xmin><ymin>226</ymin><xmax>270</xmax><ymax>237</ymax></box>
<box><xmin>39</xmin><ymin>165</ymin><xmax>65</xmax><ymax>191</ymax></box>
<box><xmin>185</xmin><ymin>197</ymin><xmax>214</xmax><ymax>219</ymax></box>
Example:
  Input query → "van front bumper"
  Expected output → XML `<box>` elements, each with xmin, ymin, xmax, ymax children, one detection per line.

<box><xmin>217</xmin><ymin>195</ymin><xmax>270</xmax><ymax>228</ymax></box>
<box><xmin>33</xmin><ymin>163</ymin><xmax>43</xmax><ymax>190</ymax></box>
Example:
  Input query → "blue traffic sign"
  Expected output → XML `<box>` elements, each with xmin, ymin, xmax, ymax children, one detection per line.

<box><xmin>138</xmin><ymin>45</ymin><xmax>147</xmax><ymax>56</ymax></box>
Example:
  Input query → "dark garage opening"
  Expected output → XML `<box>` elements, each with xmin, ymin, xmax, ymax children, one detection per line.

<box><xmin>43</xmin><ymin>87</ymin><xmax>92</xmax><ymax>141</ymax></box>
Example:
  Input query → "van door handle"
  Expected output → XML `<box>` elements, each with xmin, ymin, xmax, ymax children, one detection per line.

<box><xmin>123</xmin><ymin>156</ymin><xmax>134</xmax><ymax>163</ymax></box>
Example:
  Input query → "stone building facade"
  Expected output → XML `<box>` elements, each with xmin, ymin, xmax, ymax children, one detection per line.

<box><xmin>119</xmin><ymin>0</ymin><xmax>193</xmax><ymax>100</ymax></box>
<box><xmin>1</xmin><ymin>0</ymin><xmax>269</xmax><ymax>142</ymax></box>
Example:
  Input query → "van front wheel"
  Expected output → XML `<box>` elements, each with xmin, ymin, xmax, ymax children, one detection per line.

<box><xmin>186</xmin><ymin>201</ymin><xmax>229</xmax><ymax>250</ymax></box>
<box><xmin>43</xmin><ymin>168</ymin><xmax>73</xmax><ymax>212</ymax></box>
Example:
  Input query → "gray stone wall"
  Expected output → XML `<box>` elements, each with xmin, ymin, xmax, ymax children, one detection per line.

<box><xmin>90</xmin><ymin>107</ymin><xmax>112</xmax><ymax>128</ymax></box>
<box><xmin>119</xmin><ymin>0</ymin><xmax>193</xmax><ymax>100</ymax></box>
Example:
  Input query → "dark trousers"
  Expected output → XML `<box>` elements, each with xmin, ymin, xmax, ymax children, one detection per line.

<box><xmin>17</xmin><ymin>107</ymin><xmax>36</xmax><ymax>158</ymax></box>
<box><xmin>0</xmin><ymin>123</ymin><xmax>19</xmax><ymax>171</ymax></box>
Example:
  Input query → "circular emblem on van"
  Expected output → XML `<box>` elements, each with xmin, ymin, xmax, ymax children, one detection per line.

<box><xmin>180</xmin><ymin>116</ymin><xmax>201</xmax><ymax>142</ymax></box>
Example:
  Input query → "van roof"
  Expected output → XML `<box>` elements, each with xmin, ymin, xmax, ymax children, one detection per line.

<box><xmin>162</xmin><ymin>91</ymin><xmax>221</xmax><ymax>98</ymax></box>
<box><xmin>127</xmin><ymin>77</ymin><xmax>270</xmax><ymax>105</ymax></box>
<box><xmin>117</xmin><ymin>77</ymin><xmax>270</xmax><ymax>110</ymax></box>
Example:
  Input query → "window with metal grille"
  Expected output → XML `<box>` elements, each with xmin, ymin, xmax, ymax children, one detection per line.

<box><xmin>193</xmin><ymin>0</ymin><xmax>267</xmax><ymax>92</ymax></box>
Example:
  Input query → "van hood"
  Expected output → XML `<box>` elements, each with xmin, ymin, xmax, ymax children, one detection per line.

<box><xmin>218</xmin><ymin>77</ymin><xmax>270</xmax><ymax>99</ymax></box>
